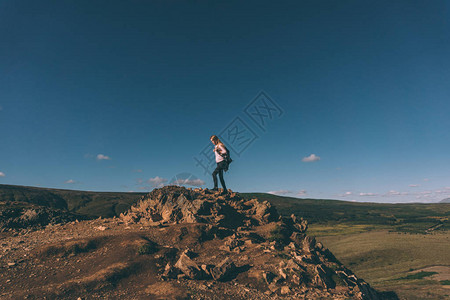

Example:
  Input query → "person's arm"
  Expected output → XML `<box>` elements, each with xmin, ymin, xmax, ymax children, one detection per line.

<box><xmin>217</xmin><ymin>144</ymin><xmax>227</xmax><ymax>156</ymax></box>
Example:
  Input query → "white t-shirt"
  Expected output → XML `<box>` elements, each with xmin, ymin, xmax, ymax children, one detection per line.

<box><xmin>214</xmin><ymin>144</ymin><xmax>227</xmax><ymax>163</ymax></box>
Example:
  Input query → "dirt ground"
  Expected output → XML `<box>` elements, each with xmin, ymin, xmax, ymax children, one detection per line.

<box><xmin>0</xmin><ymin>218</ymin><xmax>342</xmax><ymax>299</ymax></box>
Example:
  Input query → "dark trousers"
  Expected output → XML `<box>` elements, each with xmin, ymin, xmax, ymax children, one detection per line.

<box><xmin>212</xmin><ymin>161</ymin><xmax>227</xmax><ymax>190</ymax></box>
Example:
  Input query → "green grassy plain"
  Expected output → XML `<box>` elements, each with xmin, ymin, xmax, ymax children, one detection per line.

<box><xmin>316</xmin><ymin>229</ymin><xmax>450</xmax><ymax>299</ymax></box>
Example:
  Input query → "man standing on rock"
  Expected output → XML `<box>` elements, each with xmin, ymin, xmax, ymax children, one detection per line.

<box><xmin>210</xmin><ymin>135</ymin><xmax>229</xmax><ymax>195</ymax></box>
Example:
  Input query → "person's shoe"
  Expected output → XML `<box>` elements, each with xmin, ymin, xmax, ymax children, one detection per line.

<box><xmin>220</xmin><ymin>190</ymin><xmax>229</xmax><ymax>196</ymax></box>
<box><xmin>211</xmin><ymin>187</ymin><xmax>219</xmax><ymax>191</ymax></box>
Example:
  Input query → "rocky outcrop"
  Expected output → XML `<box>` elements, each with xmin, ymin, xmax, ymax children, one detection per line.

<box><xmin>121</xmin><ymin>186</ymin><xmax>386</xmax><ymax>299</ymax></box>
<box><xmin>120</xmin><ymin>186</ymin><xmax>279</xmax><ymax>228</ymax></box>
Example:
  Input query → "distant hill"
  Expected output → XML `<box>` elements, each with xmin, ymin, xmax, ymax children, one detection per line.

<box><xmin>0</xmin><ymin>184</ymin><xmax>145</xmax><ymax>218</ymax></box>
<box><xmin>240</xmin><ymin>192</ymin><xmax>450</xmax><ymax>233</ymax></box>
<box><xmin>1</xmin><ymin>184</ymin><xmax>449</xmax><ymax>233</ymax></box>
<box><xmin>440</xmin><ymin>198</ymin><xmax>450</xmax><ymax>203</ymax></box>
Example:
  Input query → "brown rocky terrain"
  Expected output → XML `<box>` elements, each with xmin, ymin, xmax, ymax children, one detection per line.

<box><xmin>0</xmin><ymin>200</ymin><xmax>87</xmax><ymax>232</ymax></box>
<box><xmin>0</xmin><ymin>186</ymin><xmax>397</xmax><ymax>299</ymax></box>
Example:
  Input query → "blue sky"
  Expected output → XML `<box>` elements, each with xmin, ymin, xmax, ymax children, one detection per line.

<box><xmin>1</xmin><ymin>0</ymin><xmax>449</xmax><ymax>203</ymax></box>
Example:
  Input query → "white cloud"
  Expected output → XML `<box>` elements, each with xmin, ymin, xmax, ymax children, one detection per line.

<box><xmin>296</xmin><ymin>190</ymin><xmax>307</xmax><ymax>196</ymax></box>
<box><xmin>409</xmin><ymin>184</ymin><xmax>419</xmax><ymax>187</ymax></box>
<box><xmin>359</xmin><ymin>192</ymin><xmax>378</xmax><ymax>196</ymax></box>
<box><xmin>0</xmin><ymin>105</ymin><xmax>3</xmax><ymax>111</ymax></box>
<box><xmin>423</xmin><ymin>178</ymin><xmax>429</xmax><ymax>182</ymax></box>
<box><xmin>379</xmin><ymin>190</ymin><xmax>409</xmax><ymax>197</ymax></box>
<box><xmin>0</xmin><ymin>171</ymin><xmax>5</xmax><ymax>177</ymax></box>
<box><xmin>172</xmin><ymin>178</ymin><xmax>205</xmax><ymax>187</ymax></box>
<box><xmin>96</xmin><ymin>154</ymin><xmax>111</xmax><ymax>160</ymax></box>
<box><xmin>302</xmin><ymin>154</ymin><xmax>320</xmax><ymax>162</ymax></box>
<box><xmin>133</xmin><ymin>169</ymin><xmax>143</xmax><ymax>173</ymax></box>
<box><xmin>388</xmin><ymin>190</ymin><xmax>400</xmax><ymax>195</ymax></box>
<box><xmin>419</xmin><ymin>190</ymin><xmax>432</xmax><ymax>195</ymax></box>
<box><xmin>340</xmin><ymin>191</ymin><xmax>353</xmax><ymax>196</ymax></box>
<box><xmin>64</xmin><ymin>179</ymin><xmax>76</xmax><ymax>184</ymax></box>
<box><xmin>147</xmin><ymin>176</ymin><xmax>168</xmax><ymax>188</ymax></box>
<box><xmin>268</xmin><ymin>190</ymin><xmax>292</xmax><ymax>195</ymax></box>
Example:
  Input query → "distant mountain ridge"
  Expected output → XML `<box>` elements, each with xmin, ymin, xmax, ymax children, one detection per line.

<box><xmin>1</xmin><ymin>184</ymin><xmax>449</xmax><ymax>233</ymax></box>
<box><xmin>440</xmin><ymin>198</ymin><xmax>450</xmax><ymax>203</ymax></box>
<box><xmin>0</xmin><ymin>184</ymin><xmax>145</xmax><ymax>218</ymax></box>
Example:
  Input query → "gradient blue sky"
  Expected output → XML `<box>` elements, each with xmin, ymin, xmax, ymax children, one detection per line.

<box><xmin>1</xmin><ymin>1</ymin><xmax>449</xmax><ymax>203</ymax></box>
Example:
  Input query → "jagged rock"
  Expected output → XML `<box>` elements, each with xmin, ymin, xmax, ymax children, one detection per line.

<box><xmin>174</xmin><ymin>253</ymin><xmax>203</xmax><ymax>279</ymax></box>
<box><xmin>315</xmin><ymin>242</ymin><xmax>324</xmax><ymax>251</ymax></box>
<box><xmin>220</xmin><ymin>234</ymin><xmax>244</xmax><ymax>251</ymax></box>
<box><xmin>262</xmin><ymin>271</ymin><xmax>276</xmax><ymax>284</ymax></box>
<box><xmin>181</xmin><ymin>248</ymin><xmax>196</xmax><ymax>259</ymax></box>
<box><xmin>273</xmin><ymin>276</ymin><xmax>284</xmax><ymax>284</ymax></box>
<box><xmin>162</xmin><ymin>262</ymin><xmax>181</xmax><ymax>279</ymax></box>
<box><xmin>210</xmin><ymin>257</ymin><xmax>237</xmax><ymax>281</ymax></box>
<box><xmin>247</xmin><ymin>199</ymin><xmax>279</xmax><ymax>225</ymax></box>
<box><xmin>301</xmin><ymin>235</ymin><xmax>316</xmax><ymax>253</ymax></box>
<box><xmin>285</xmin><ymin>259</ymin><xmax>301</xmax><ymax>271</ymax></box>
<box><xmin>339</xmin><ymin>270</ymin><xmax>358</xmax><ymax>287</ymax></box>
<box><xmin>290</xmin><ymin>231</ymin><xmax>305</xmax><ymax>247</ymax></box>
<box><xmin>313</xmin><ymin>265</ymin><xmax>335</xmax><ymax>289</ymax></box>
<box><xmin>354</xmin><ymin>281</ymin><xmax>381</xmax><ymax>299</ymax></box>
<box><xmin>289</xmin><ymin>214</ymin><xmax>308</xmax><ymax>233</ymax></box>
<box><xmin>201</xmin><ymin>264</ymin><xmax>214</xmax><ymax>277</ymax></box>
<box><xmin>279</xmin><ymin>267</ymin><xmax>287</xmax><ymax>280</ymax></box>
<box><xmin>280</xmin><ymin>286</ymin><xmax>290</xmax><ymax>295</ymax></box>
<box><xmin>268</xmin><ymin>282</ymin><xmax>279</xmax><ymax>293</ymax></box>
<box><xmin>292</xmin><ymin>274</ymin><xmax>301</xmax><ymax>285</ymax></box>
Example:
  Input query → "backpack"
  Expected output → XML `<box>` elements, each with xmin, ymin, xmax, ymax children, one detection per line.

<box><xmin>219</xmin><ymin>145</ymin><xmax>233</xmax><ymax>172</ymax></box>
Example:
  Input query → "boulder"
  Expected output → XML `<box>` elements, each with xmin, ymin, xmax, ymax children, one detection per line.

<box><xmin>301</xmin><ymin>236</ymin><xmax>316</xmax><ymax>253</ymax></box>
<box><xmin>263</xmin><ymin>271</ymin><xmax>276</xmax><ymax>284</ymax></box>
<box><xmin>210</xmin><ymin>258</ymin><xmax>237</xmax><ymax>281</ymax></box>
<box><xmin>252</xmin><ymin>200</ymin><xmax>279</xmax><ymax>224</ymax></box>
<box><xmin>313</xmin><ymin>265</ymin><xmax>335</xmax><ymax>289</ymax></box>
<box><xmin>174</xmin><ymin>253</ymin><xmax>203</xmax><ymax>279</ymax></box>
<box><xmin>162</xmin><ymin>262</ymin><xmax>181</xmax><ymax>279</ymax></box>
<box><xmin>280</xmin><ymin>286</ymin><xmax>291</xmax><ymax>295</ymax></box>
